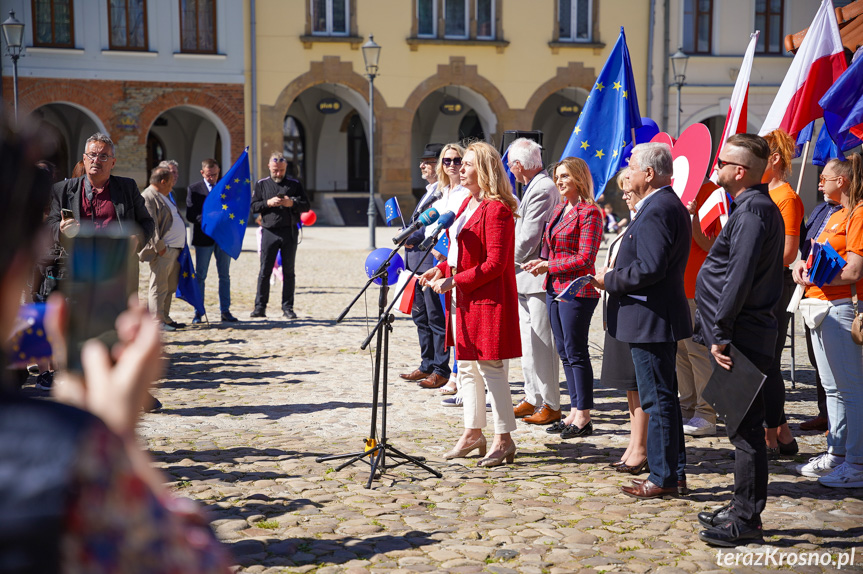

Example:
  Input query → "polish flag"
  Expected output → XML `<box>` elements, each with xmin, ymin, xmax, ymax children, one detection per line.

<box><xmin>698</xmin><ymin>187</ymin><xmax>728</xmax><ymax>239</ymax></box>
<box><xmin>759</xmin><ymin>0</ymin><xmax>847</xmax><ymax>138</ymax></box>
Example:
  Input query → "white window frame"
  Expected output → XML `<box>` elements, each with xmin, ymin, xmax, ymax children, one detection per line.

<box><xmin>417</xmin><ymin>0</ymin><xmax>437</xmax><ymax>38</ymax></box>
<box><xmin>559</xmin><ymin>0</ymin><xmax>592</xmax><ymax>43</ymax></box>
<box><xmin>310</xmin><ymin>0</ymin><xmax>349</xmax><ymax>37</ymax></box>
<box><xmin>443</xmin><ymin>0</ymin><xmax>469</xmax><ymax>39</ymax></box>
<box><xmin>475</xmin><ymin>0</ymin><xmax>494</xmax><ymax>40</ymax></box>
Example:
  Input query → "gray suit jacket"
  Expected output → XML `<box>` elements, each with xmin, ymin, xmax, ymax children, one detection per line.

<box><xmin>514</xmin><ymin>172</ymin><xmax>559</xmax><ymax>295</ymax></box>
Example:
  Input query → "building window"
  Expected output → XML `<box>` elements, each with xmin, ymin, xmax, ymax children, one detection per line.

<box><xmin>476</xmin><ymin>0</ymin><xmax>494</xmax><ymax>40</ymax></box>
<box><xmin>108</xmin><ymin>0</ymin><xmax>147</xmax><ymax>50</ymax></box>
<box><xmin>32</xmin><ymin>0</ymin><xmax>74</xmax><ymax>48</ymax></box>
<box><xmin>179</xmin><ymin>0</ymin><xmax>216</xmax><ymax>53</ymax></box>
<box><xmin>417</xmin><ymin>0</ymin><xmax>437</xmax><ymax>38</ymax></box>
<box><xmin>311</xmin><ymin>0</ymin><xmax>349</xmax><ymax>36</ymax></box>
<box><xmin>558</xmin><ymin>0</ymin><xmax>592</xmax><ymax>42</ymax></box>
<box><xmin>683</xmin><ymin>0</ymin><xmax>712</xmax><ymax>54</ymax></box>
<box><xmin>755</xmin><ymin>0</ymin><xmax>783</xmax><ymax>54</ymax></box>
<box><xmin>444</xmin><ymin>0</ymin><xmax>468</xmax><ymax>39</ymax></box>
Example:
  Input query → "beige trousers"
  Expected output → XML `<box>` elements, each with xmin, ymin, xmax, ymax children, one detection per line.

<box><xmin>148</xmin><ymin>247</ymin><xmax>181</xmax><ymax>324</ymax></box>
<box><xmin>676</xmin><ymin>298</ymin><xmax>715</xmax><ymax>423</ymax></box>
<box><xmin>459</xmin><ymin>359</ymin><xmax>517</xmax><ymax>434</ymax></box>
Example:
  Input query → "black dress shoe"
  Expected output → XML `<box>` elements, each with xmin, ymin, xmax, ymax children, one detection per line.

<box><xmin>699</xmin><ymin>518</ymin><xmax>763</xmax><ymax>547</ymax></box>
<box><xmin>167</xmin><ymin>320</ymin><xmax>186</xmax><ymax>328</ymax></box>
<box><xmin>192</xmin><ymin>314</ymin><xmax>203</xmax><ymax>324</ymax></box>
<box><xmin>698</xmin><ymin>503</ymin><xmax>734</xmax><ymax>528</ymax></box>
<box><xmin>560</xmin><ymin>421</ymin><xmax>593</xmax><ymax>439</ymax></box>
<box><xmin>283</xmin><ymin>308</ymin><xmax>298</xmax><ymax>319</ymax></box>
<box><xmin>221</xmin><ymin>311</ymin><xmax>239</xmax><ymax>322</ymax></box>
<box><xmin>779</xmin><ymin>437</ymin><xmax>799</xmax><ymax>455</ymax></box>
<box><xmin>250</xmin><ymin>308</ymin><xmax>266</xmax><ymax>318</ymax></box>
<box><xmin>545</xmin><ymin>420</ymin><xmax>568</xmax><ymax>434</ymax></box>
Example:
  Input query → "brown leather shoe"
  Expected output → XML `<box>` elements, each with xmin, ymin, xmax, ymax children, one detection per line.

<box><xmin>799</xmin><ymin>415</ymin><xmax>828</xmax><ymax>431</ymax></box>
<box><xmin>419</xmin><ymin>373</ymin><xmax>448</xmax><ymax>388</ymax></box>
<box><xmin>513</xmin><ymin>399</ymin><xmax>537</xmax><ymax>418</ymax></box>
<box><xmin>621</xmin><ymin>479</ymin><xmax>679</xmax><ymax>499</ymax></box>
<box><xmin>523</xmin><ymin>404</ymin><xmax>562</xmax><ymax>425</ymax></box>
<box><xmin>632</xmin><ymin>477</ymin><xmax>688</xmax><ymax>496</ymax></box>
<box><xmin>400</xmin><ymin>369</ymin><xmax>430</xmax><ymax>381</ymax></box>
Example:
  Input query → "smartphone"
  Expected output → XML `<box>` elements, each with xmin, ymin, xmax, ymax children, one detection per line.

<box><xmin>60</xmin><ymin>224</ymin><xmax>135</xmax><ymax>374</ymax></box>
<box><xmin>61</xmin><ymin>208</ymin><xmax>74</xmax><ymax>220</ymax></box>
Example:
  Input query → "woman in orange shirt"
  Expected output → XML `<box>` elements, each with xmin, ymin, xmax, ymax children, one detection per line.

<box><xmin>762</xmin><ymin>129</ymin><xmax>804</xmax><ymax>458</ymax></box>
<box><xmin>792</xmin><ymin>154</ymin><xmax>863</xmax><ymax>488</ymax></box>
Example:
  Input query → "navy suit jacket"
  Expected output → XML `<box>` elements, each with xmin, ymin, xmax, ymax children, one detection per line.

<box><xmin>604</xmin><ymin>186</ymin><xmax>692</xmax><ymax>344</ymax></box>
<box><xmin>186</xmin><ymin>180</ymin><xmax>216</xmax><ymax>247</ymax></box>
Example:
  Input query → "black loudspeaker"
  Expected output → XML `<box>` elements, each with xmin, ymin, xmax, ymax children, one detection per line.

<box><xmin>500</xmin><ymin>130</ymin><xmax>543</xmax><ymax>155</ymax></box>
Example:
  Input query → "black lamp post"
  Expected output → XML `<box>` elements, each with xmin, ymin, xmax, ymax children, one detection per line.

<box><xmin>1</xmin><ymin>10</ymin><xmax>25</xmax><ymax>122</ymax></box>
<box><xmin>362</xmin><ymin>34</ymin><xmax>381</xmax><ymax>250</ymax></box>
<box><xmin>670</xmin><ymin>47</ymin><xmax>689</xmax><ymax>138</ymax></box>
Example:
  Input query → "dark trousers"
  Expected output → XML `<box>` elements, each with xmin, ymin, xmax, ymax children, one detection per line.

<box><xmin>764</xmin><ymin>269</ymin><xmax>794</xmax><ymax>427</ymax></box>
<box><xmin>723</xmin><ymin>345</ymin><xmax>773</xmax><ymax>523</ymax></box>
<box><xmin>255</xmin><ymin>226</ymin><xmax>298</xmax><ymax>311</ymax></box>
<box><xmin>805</xmin><ymin>325</ymin><xmax>828</xmax><ymax>418</ymax></box>
<box><xmin>630</xmin><ymin>342</ymin><xmax>687</xmax><ymax>489</ymax></box>
<box><xmin>547</xmin><ymin>294</ymin><xmax>598</xmax><ymax>410</ymax></box>
<box><xmin>412</xmin><ymin>282</ymin><xmax>451</xmax><ymax>378</ymax></box>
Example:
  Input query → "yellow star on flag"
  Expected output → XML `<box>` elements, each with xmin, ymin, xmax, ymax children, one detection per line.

<box><xmin>221</xmin><ymin>193</ymin><xmax>226</xmax><ymax>199</ymax></box>
<box><xmin>183</xmin><ymin>272</ymin><xmax>189</xmax><ymax>278</ymax></box>
<box><xmin>580</xmin><ymin>140</ymin><xmax>590</xmax><ymax>150</ymax></box>
<box><xmin>234</xmin><ymin>178</ymin><xmax>240</xmax><ymax>183</ymax></box>
<box><xmin>612</xmin><ymin>149</ymin><xmax>619</xmax><ymax>158</ymax></box>
<box><xmin>225</xmin><ymin>184</ymin><xmax>231</xmax><ymax>190</ymax></box>
<box><xmin>222</xmin><ymin>204</ymin><xmax>228</xmax><ymax>210</ymax></box>
<box><xmin>622</xmin><ymin>90</ymin><xmax>628</xmax><ymax>99</ymax></box>
<box><xmin>574</xmin><ymin>126</ymin><xmax>581</xmax><ymax>135</ymax></box>
<box><xmin>191</xmin><ymin>273</ymin><xmax>195</xmax><ymax>279</ymax></box>
<box><xmin>595</xmin><ymin>150</ymin><xmax>605</xmax><ymax>159</ymax></box>
<box><xmin>613</xmin><ymin>81</ymin><xmax>622</xmax><ymax>91</ymax></box>
<box><xmin>595</xmin><ymin>82</ymin><xmax>604</xmax><ymax>91</ymax></box>
<box><xmin>244</xmin><ymin>178</ymin><xmax>250</xmax><ymax>184</ymax></box>
<box><xmin>229</xmin><ymin>213</ymin><xmax>235</xmax><ymax>220</ymax></box>
<box><xmin>239</xmin><ymin>219</ymin><xmax>245</xmax><ymax>225</ymax></box>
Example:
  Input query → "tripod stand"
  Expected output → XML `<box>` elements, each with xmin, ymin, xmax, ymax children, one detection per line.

<box><xmin>316</xmin><ymin>246</ymin><xmax>442</xmax><ymax>488</ymax></box>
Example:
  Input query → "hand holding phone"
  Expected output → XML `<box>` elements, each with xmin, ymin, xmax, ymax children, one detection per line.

<box><xmin>61</xmin><ymin>208</ymin><xmax>74</xmax><ymax>220</ymax></box>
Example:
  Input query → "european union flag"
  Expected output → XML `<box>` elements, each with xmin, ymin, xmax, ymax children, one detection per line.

<box><xmin>434</xmin><ymin>232</ymin><xmax>449</xmax><ymax>257</ymax></box>
<box><xmin>201</xmin><ymin>147</ymin><xmax>252</xmax><ymax>259</ymax></box>
<box><xmin>175</xmin><ymin>245</ymin><xmax>205</xmax><ymax>317</ymax></box>
<box><xmin>820</xmin><ymin>52</ymin><xmax>863</xmax><ymax>148</ymax></box>
<box><xmin>795</xmin><ymin>122</ymin><xmax>815</xmax><ymax>157</ymax></box>
<box><xmin>554</xmin><ymin>276</ymin><xmax>594</xmax><ymax>303</ymax></box>
<box><xmin>560</xmin><ymin>27</ymin><xmax>642</xmax><ymax>197</ymax></box>
<box><xmin>501</xmin><ymin>146</ymin><xmax>518</xmax><ymax>195</ymax></box>
<box><xmin>7</xmin><ymin>303</ymin><xmax>52</xmax><ymax>367</ymax></box>
<box><xmin>384</xmin><ymin>197</ymin><xmax>403</xmax><ymax>226</ymax></box>
<box><xmin>812</xmin><ymin>124</ymin><xmax>847</xmax><ymax>166</ymax></box>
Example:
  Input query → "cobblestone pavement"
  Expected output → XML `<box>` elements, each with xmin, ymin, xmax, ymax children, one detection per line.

<box><xmin>108</xmin><ymin>227</ymin><xmax>861</xmax><ymax>572</ymax></box>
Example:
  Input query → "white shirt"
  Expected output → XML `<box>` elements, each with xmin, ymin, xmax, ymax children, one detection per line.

<box><xmin>426</xmin><ymin>184</ymin><xmax>470</xmax><ymax>239</ymax></box>
<box><xmin>162</xmin><ymin>197</ymin><xmax>186</xmax><ymax>248</ymax></box>
<box><xmin>447</xmin><ymin>200</ymin><xmax>479</xmax><ymax>269</ymax></box>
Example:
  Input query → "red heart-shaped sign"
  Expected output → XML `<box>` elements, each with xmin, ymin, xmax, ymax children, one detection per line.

<box><xmin>650</xmin><ymin>124</ymin><xmax>713</xmax><ymax>207</ymax></box>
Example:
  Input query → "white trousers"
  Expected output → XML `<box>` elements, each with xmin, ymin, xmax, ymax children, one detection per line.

<box><xmin>459</xmin><ymin>359</ymin><xmax>517</xmax><ymax>434</ymax></box>
<box><xmin>518</xmin><ymin>292</ymin><xmax>560</xmax><ymax>410</ymax></box>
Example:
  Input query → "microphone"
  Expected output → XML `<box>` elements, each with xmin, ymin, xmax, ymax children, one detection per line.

<box><xmin>418</xmin><ymin>211</ymin><xmax>456</xmax><ymax>251</ymax></box>
<box><xmin>392</xmin><ymin>207</ymin><xmax>439</xmax><ymax>245</ymax></box>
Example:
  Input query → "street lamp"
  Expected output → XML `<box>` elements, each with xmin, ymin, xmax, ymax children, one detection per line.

<box><xmin>1</xmin><ymin>10</ymin><xmax>25</xmax><ymax>122</ymax></box>
<box><xmin>670</xmin><ymin>47</ymin><xmax>689</xmax><ymax>138</ymax></box>
<box><xmin>362</xmin><ymin>34</ymin><xmax>381</xmax><ymax>250</ymax></box>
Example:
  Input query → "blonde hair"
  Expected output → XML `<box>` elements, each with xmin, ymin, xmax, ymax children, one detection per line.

<box><xmin>465</xmin><ymin>141</ymin><xmax>518</xmax><ymax>215</ymax></box>
<box><xmin>435</xmin><ymin>142</ymin><xmax>466</xmax><ymax>189</ymax></box>
<box><xmin>763</xmin><ymin>128</ymin><xmax>796</xmax><ymax>181</ymax></box>
<box><xmin>828</xmin><ymin>154</ymin><xmax>863</xmax><ymax>211</ymax></box>
<box><xmin>555</xmin><ymin>157</ymin><xmax>596</xmax><ymax>205</ymax></box>
<box><xmin>615</xmin><ymin>167</ymin><xmax>630</xmax><ymax>191</ymax></box>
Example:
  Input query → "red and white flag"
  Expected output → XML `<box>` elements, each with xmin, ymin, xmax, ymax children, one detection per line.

<box><xmin>698</xmin><ymin>186</ymin><xmax>728</xmax><ymax>239</ymax></box>
<box><xmin>759</xmin><ymin>0</ymin><xmax>846</xmax><ymax>137</ymax></box>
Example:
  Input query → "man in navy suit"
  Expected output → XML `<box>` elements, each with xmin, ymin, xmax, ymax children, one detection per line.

<box><xmin>593</xmin><ymin>142</ymin><xmax>691</xmax><ymax>499</ymax></box>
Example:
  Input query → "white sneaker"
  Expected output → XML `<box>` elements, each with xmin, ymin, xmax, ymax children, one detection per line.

<box><xmin>486</xmin><ymin>402</ymin><xmax>492</xmax><ymax>412</ymax></box>
<box><xmin>683</xmin><ymin>416</ymin><xmax>716</xmax><ymax>436</ymax></box>
<box><xmin>441</xmin><ymin>395</ymin><xmax>463</xmax><ymax>407</ymax></box>
<box><xmin>818</xmin><ymin>463</ymin><xmax>863</xmax><ymax>488</ymax></box>
<box><xmin>796</xmin><ymin>453</ymin><xmax>841</xmax><ymax>478</ymax></box>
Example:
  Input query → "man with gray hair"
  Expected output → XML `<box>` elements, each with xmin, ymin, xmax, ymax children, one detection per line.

<box><xmin>593</xmin><ymin>142</ymin><xmax>691</xmax><ymax>499</ymax></box>
<box><xmin>507</xmin><ymin>138</ymin><xmax>561</xmax><ymax>425</ymax></box>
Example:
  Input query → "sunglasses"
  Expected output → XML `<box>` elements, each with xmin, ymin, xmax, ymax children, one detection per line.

<box><xmin>442</xmin><ymin>157</ymin><xmax>463</xmax><ymax>167</ymax></box>
<box><xmin>819</xmin><ymin>174</ymin><xmax>841</xmax><ymax>184</ymax></box>
<box><xmin>716</xmin><ymin>158</ymin><xmax>750</xmax><ymax>170</ymax></box>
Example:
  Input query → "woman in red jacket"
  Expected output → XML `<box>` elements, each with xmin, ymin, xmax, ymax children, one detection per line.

<box><xmin>420</xmin><ymin>141</ymin><xmax>521</xmax><ymax>467</ymax></box>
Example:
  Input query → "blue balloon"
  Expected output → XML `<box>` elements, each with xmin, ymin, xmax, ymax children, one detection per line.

<box><xmin>621</xmin><ymin>117</ymin><xmax>662</xmax><ymax>166</ymax></box>
<box><xmin>365</xmin><ymin>248</ymin><xmax>405</xmax><ymax>286</ymax></box>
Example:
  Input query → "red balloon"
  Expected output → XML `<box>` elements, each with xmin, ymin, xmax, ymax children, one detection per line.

<box><xmin>300</xmin><ymin>210</ymin><xmax>317</xmax><ymax>226</ymax></box>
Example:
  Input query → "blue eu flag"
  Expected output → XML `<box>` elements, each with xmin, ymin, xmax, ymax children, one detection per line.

<box><xmin>560</xmin><ymin>27</ymin><xmax>642</xmax><ymax>198</ymax></box>
<box><xmin>7</xmin><ymin>303</ymin><xmax>52</xmax><ymax>366</ymax></box>
<box><xmin>384</xmin><ymin>197</ymin><xmax>403</xmax><ymax>226</ymax></box>
<box><xmin>202</xmin><ymin>147</ymin><xmax>252</xmax><ymax>259</ymax></box>
<box><xmin>175</xmin><ymin>245</ymin><xmax>206</xmax><ymax>317</ymax></box>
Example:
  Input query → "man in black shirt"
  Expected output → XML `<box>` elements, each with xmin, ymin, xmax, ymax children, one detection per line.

<box><xmin>694</xmin><ymin>133</ymin><xmax>784</xmax><ymax>546</ymax></box>
<box><xmin>250</xmin><ymin>152</ymin><xmax>310</xmax><ymax>319</ymax></box>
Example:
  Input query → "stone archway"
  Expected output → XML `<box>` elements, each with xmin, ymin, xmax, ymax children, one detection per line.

<box><xmin>523</xmin><ymin>62</ymin><xmax>598</xmax><ymax>124</ymax></box>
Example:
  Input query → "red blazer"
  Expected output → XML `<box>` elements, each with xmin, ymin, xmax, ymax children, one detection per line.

<box><xmin>542</xmin><ymin>200</ymin><xmax>603</xmax><ymax>298</ymax></box>
<box><xmin>438</xmin><ymin>197</ymin><xmax>521</xmax><ymax>361</ymax></box>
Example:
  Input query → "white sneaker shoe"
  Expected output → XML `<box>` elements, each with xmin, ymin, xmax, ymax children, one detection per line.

<box><xmin>796</xmin><ymin>453</ymin><xmax>841</xmax><ymax>478</ymax></box>
<box><xmin>683</xmin><ymin>416</ymin><xmax>716</xmax><ymax>436</ymax></box>
<box><xmin>441</xmin><ymin>395</ymin><xmax>463</xmax><ymax>407</ymax></box>
<box><xmin>818</xmin><ymin>462</ymin><xmax>863</xmax><ymax>488</ymax></box>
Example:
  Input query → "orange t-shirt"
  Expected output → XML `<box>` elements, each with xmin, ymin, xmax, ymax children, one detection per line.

<box><xmin>805</xmin><ymin>206</ymin><xmax>863</xmax><ymax>301</ymax></box>
<box><xmin>684</xmin><ymin>181</ymin><xmax>718</xmax><ymax>298</ymax></box>
<box><xmin>769</xmin><ymin>182</ymin><xmax>804</xmax><ymax>238</ymax></box>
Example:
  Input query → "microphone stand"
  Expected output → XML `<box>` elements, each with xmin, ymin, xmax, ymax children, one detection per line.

<box><xmin>317</xmin><ymin>239</ymin><xmax>442</xmax><ymax>488</ymax></box>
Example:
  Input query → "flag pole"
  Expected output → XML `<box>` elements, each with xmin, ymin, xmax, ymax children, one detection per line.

<box><xmin>796</xmin><ymin>140</ymin><xmax>811</xmax><ymax>194</ymax></box>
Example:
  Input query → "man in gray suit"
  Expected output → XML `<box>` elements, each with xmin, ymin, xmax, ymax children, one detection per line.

<box><xmin>508</xmin><ymin>138</ymin><xmax>561</xmax><ymax>425</ymax></box>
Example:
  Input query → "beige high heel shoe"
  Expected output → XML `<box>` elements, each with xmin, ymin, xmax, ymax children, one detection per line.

<box><xmin>443</xmin><ymin>435</ymin><xmax>487</xmax><ymax>459</ymax></box>
<box><xmin>478</xmin><ymin>441</ymin><xmax>516</xmax><ymax>468</ymax></box>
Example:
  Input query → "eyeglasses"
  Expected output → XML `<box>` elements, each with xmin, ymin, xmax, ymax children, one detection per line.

<box><xmin>84</xmin><ymin>152</ymin><xmax>114</xmax><ymax>162</ymax></box>
<box><xmin>716</xmin><ymin>158</ymin><xmax>750</xmax><ymax>170</ymax></box>
<box><xmin>508</xmin><ymin>160</ymin><xmax>521</xmax><ymax>169</ymax></box>
<box><xmin>420</xmin><ymin>160</ymin><xmax>436</xmax><ymax>167</ymax></box>
<box><xmin>819</xmin><ymin>174</ymin><xmax>841</xmax><ymax>184</ymax></box>
<box><xmin>442</xmin><ymin>157</ymin><xmax>463</xmax><ymax>167</ymax></box>
<box><xmin>271</xmin><ymin>158</ymin><xmax>287</xmax><ymax>163</ymax></box>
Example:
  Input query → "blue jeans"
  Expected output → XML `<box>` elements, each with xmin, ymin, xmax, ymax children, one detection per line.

<box><xmin>547</xmin><ymin>294</ymin><xmax>598</xmax><ymax>410</ymax></box>
<box><xmin>194</xmin><ymin>244</ymin><xmax>231</xmax><ymax>314</ymax></box>
<box><xmin>630</xmin><ymin>342</ymin><xmax>686</xmax><ymax>488</ymax></box>
<box><xmin>811</xmin><ymin>302</ymin><xmax>863</xmax><ymax>465</ymax></box>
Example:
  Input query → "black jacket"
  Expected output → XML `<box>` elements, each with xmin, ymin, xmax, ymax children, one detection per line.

<box><xmin>694</xmin><ymin>184</ymin><xmax>784</xmax><ymax>356</ymax></box>
<box><xmin>185</xmin><ymin>180</ymin><xmax>216</xmax><ymax>247</ymax></box>
<box><xmin>47</xmin><ymin>176</ymin><xmax>155</xmax><ymax>246</ymax></box>
<box><xmin>250</xmin><ymin>177</ymin><xmax>310</xmax><ymax>230</ymax></box>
